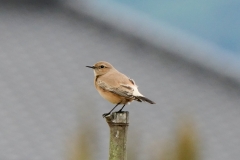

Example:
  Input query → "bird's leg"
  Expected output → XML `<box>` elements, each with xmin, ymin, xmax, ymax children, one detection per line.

<box><xmin>116</xmin><ymin>104</ymin><xmax>126</xmax><ymax>113</ymax></box>
<box><xmin>102</xmin><ymin>102</ymin><xmax>121</xmax><ymax>118</ymax></box>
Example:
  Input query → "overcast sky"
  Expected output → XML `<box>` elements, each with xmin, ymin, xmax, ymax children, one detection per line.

<box><xmin>110</xmin><ymin>0</ymin><xmax>240</xmax><ymax>54</ymax></box>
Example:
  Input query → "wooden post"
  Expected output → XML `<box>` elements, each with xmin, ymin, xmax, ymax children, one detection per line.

<box><xmin>105</xmin><ymin>111</ymin><xmax>129</xmax><ymax>160</ymax></box>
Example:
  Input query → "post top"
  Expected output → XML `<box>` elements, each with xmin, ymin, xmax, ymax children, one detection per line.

<box><xmin>105</xmin><ymin>111</ymin><xmax>129</xmax><ymax>124</ymax></box>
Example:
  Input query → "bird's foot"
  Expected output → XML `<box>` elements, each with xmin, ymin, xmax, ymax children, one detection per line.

<box><xmin>102</xmin><ymin>112</ymin><xmax>111</xmax><ymax>118</ymax></box>
<box><xmin>116</xmin><ymin>110</ymin><xmax>124</xmax><ymax>113</ymax></box>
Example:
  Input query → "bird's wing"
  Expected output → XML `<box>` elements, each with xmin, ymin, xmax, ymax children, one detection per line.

<box><xmin>97</xmin><ymin>79</ymin><xmax>134</xmax><ymax>99</ymax></box>
<box><xmin>129</xmin><ymin>78</ymin><xmax>136</xmax><ymax>85</ymax></box>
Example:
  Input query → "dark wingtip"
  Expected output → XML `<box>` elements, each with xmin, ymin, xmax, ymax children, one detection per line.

<box><xmin>136</xmin><ymin>96</ymin><xmax>155</xmax><ymax>104</ymax></box>
<box><xmin>150</xmin><ymin>101</ymin><xmax>156</xmax><ymax>104</ymax></box>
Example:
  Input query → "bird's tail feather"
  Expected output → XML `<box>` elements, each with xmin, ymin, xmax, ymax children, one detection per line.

<box><xmin>135</xmin><ymin>96</ymin><xmax>155</xmax><ymax>104</ymax></box>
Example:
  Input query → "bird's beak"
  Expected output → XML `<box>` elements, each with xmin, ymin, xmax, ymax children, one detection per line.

<box><xmin>86</xmin><ymin>66</ymin><xmax>96</xmax><ymax>69</ymax></box>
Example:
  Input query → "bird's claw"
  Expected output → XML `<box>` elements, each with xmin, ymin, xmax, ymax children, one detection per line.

<box><xmin>102</xmin><ymin>112</ymin><xmax>111</xmax><ymax>118</ymax></box>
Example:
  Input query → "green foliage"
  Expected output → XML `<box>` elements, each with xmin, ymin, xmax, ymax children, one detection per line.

<box><xmin>67</xmin><ymin>125</ymin><xmax>96</xmax><ymax>160</ymax></box>
<box><xmin>158</xmin><ymin>119</ymin><xmax>199</xmax><ymax>160</ymax></box>
<box><xmin>67</xmin><ymin>116</ymin><xmax>200</xmax><ymax>160</ymax></box>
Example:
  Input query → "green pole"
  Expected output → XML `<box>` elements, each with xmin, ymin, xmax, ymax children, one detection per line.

<box><xmin>105</xmin><ymin>111</ymin><xmax>129</xmax><ymax>160</ymax></box>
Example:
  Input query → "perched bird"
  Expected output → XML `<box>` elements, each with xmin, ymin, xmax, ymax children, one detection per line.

<box><xmin>86</xmin><ymin>61</ymin><xmax>155</xmax><ymax>117</ymax></box>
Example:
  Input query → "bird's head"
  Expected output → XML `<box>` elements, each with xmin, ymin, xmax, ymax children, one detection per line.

<box><xmin>86</xmin><ymin>61</ymin><xmax>114</xmax><ymax>76</ymax></box>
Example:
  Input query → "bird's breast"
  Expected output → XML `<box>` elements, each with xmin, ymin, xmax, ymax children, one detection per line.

<box><xmin>95</xmin><ymin>85</ymin><xmax>132</xmax><ymax>104</ymax></box>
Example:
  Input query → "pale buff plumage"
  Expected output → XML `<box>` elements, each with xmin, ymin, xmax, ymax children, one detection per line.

<box><xmin>86</xmin><ymin>61</ymin><xmax>155</xmax><ymax>117</ymax></box>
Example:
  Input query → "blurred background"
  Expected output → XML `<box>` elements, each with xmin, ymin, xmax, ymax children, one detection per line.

<box><xmin>0</xmin><ymin>0</ymin><xmax>240</xmax><ymax>160</ymax></box>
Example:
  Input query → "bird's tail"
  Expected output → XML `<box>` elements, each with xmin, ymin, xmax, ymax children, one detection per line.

<box><xmin>135</xmin><ymin>96</ymin><xmax>155</xmax><ymax>104</ymax></box>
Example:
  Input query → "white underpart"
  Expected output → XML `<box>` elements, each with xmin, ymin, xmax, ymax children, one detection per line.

<box><xmin>120</xmin><ymin>83</ymin><xmax>143</xmax><ymax>97</ymax></box>
<box><xmin>132</xmin><ymin>85</ymin><xmax>143</xmax><ymax>96</ymax></box>
<box><xmin>128</xmin><ymin>78</ymin><xmax>143</xmax><ymax>96</ymax></box>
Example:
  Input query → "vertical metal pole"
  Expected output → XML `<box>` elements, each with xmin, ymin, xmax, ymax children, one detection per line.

<box><xmin>105</xmin><ymin>111</ymin><xmax>129</xmax><ymax>160</ymax></box>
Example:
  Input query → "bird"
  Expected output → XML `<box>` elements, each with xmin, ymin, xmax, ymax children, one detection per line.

<box><xmin>86</xmin><ymin>61</ymin><xmax>155</xmax><ymax>117</ymax></box>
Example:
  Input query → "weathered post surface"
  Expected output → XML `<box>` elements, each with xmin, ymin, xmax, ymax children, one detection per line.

<box><xmin>105</xmin><ymin>111</ymin><xmax>129</xmax><ymax>160</ymax></box>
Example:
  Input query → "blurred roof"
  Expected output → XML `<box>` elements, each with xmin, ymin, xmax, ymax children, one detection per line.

<box><xmin>66</xmin><ymin>0</ymin><xmax>240</xmax><ymax>84</ymax></box>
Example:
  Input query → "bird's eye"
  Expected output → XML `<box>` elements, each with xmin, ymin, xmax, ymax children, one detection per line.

<box><xmin>100</xmin><ymin>65</ymin><xmax>104</xmax><ymax>68</ymax></box>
